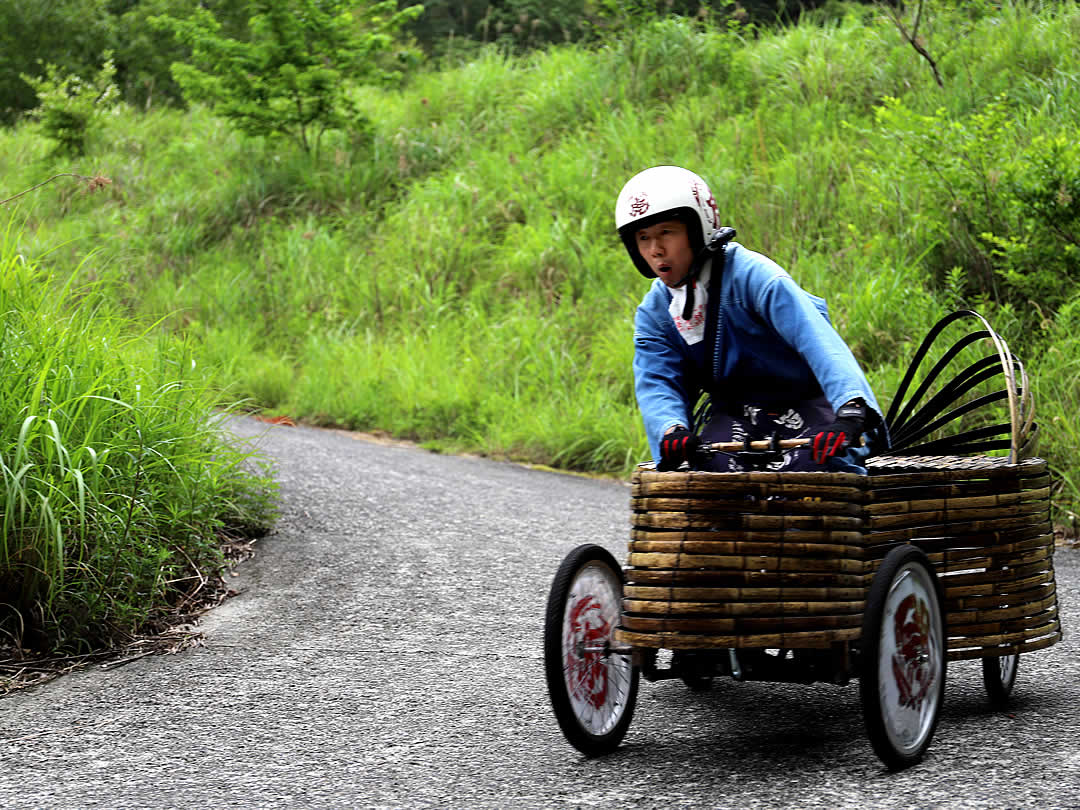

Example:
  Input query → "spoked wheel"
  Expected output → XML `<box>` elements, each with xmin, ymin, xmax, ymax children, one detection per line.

<box><xmin>544</xmin><ymin>544</ymin><xmax>639</xmax><ymax>757</ymax></box>
<box><xmin>860</xmin><ymin>545</ymin><xmax>946</xmax><ymax>770</ymax></box>
<box><xmin>982</xmin><ymin>653</ymin><xmax>1019</xmax><ymax>706</ymax></box>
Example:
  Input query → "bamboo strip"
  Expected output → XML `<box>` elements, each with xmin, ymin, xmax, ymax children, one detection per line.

<box><xmin>865</xmin><ymin>486</ymin><xmax>1051</xmax><ymax>515</ymax></box>
<box><xmin>620</xmin><ymin>575</ymin><xmax>868</xmax><ymax>598</ymax></box>
<box><xmin>621</xmin><ymin>599</ymin><xmax>866</xmax><ymax>617</ymax></box>
<box><xmin>862</xmin><ymin>520</ymin><xmax>1051</xmax><ymax>546</ymax></box>
<box><xmin>926</xmin><ymin>545</ymin><xmax>1053</xmax><ymax>575</ymax></box>
<box><xmin>620</xmin><ymin>615</ymin><xmax>736</xmax><ymax>634</ymax></box>
<box><xmin>626</xmin><ymin>552</ymin><xmax>866</xmax><ymax>573</ymax></box>
<box><xmin>619</xmin><ymin>614</ymin><xmax>863</xmax><ymax>634</ymax></box>
<box><xmin>866</xmin><ymin>456</ymin><xmax>1047</xmax><ymax>479</ymax></box>
<box><xmin>945</xmin><ymin>618</ymin><xmax>1060</xmax><ymax>650</ymax></box>
<box><xmin>946</xmin><ymin>631</ymin><xmax>1061</xmax><ymax>661</ymax></box>
<box><xmin>948</xmin><ymin>612</ymin><xmax>1059</xmax><ymax>641</ymax></box>
<box><xmin>614</xmin><ymin>627</ymin><xmax>861</xmax><ymax>650</ymax></box>
<box><xmin>631</xmin><ymin>496</ymin><xmax>865</xmax><ymax>517</ymax></box>
<box><xmin>624</xmin><ymin>573</ymin><xmax>871</xmax><ymax>590</ymax></box>
<box><xmin>634</xmin><ymin>470</ymin><xmax>866</xmax><ymax>487</ymax></box>
<box><xmin>897</xmin><ymin>532</ymin><xmax>1052</xmax><ymax>560</ymax></box>
<box><xmin>867</xmin><ymin>501</ymin><xmax>1049</xmax><ymax>530</ymax></box>
<box><xmin>868</xmin><ymin>475</ymin><xmax>1052</xmax><ymax>502</ymax></box>
<box><xmin>937</xmin><ymin>555</ymin><xmax>1053</xmax><ymax>588</ymax></box>
<box><xmin>631</xmin><ymin>480</ymin><xmax>866</xmax><ymax>499</ymax></box>
<box><xmin>623</xmin><ymin>569</ymin><xmax>871</xmax><ymax>589</ymax></box>
<box><xmin>630</xmin><ymin>528</ymin><xmax>867</xmax><ymax>545</ymax></box>
<box><xmin>632</xmin><ymin>512</ymin><xmax>864</xmax><ymax>531</ymax></box>
<box><xmin>623</xmin><ymin>584</ymin><xmax>868</xmax><ymax>602</ymax></box>
<box><xmin>945</xmin><ymin>592</ymin><xmax>1058</xmax><ymax>625</ymax></box>
<box><xmin>627</xmin><ymin>539</ymin><xmax>866</xmax><ymax>558</ymax></box>
<box><xmin>947</xmin><ymin>582</ymin><xmax>1055</xmax><ymax>611</ymax></box>
<box><xmin>944</xmin><ymin>569</ymin><xmax>1054</xmax><ymax>599</ymax></box>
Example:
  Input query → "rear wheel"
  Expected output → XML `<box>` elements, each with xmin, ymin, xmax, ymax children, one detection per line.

<box><xmin>982</xmin><ymin>653</ymin><xmax>1019</xmax><ymax>706</ymax></box>
<box><xmin>543</xmin><ymin>544</ymin><xmax>639</xmax><ymax>756</ymax></box>
<box><xmin>860</xmin><ymin>545</ymin><xmax>946</xmax><ymax>770</ymax></box>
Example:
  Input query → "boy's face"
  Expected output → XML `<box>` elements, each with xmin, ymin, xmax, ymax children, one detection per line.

<box><xmin>635</xmin><ymin>219</ymin><xmax>694</xmax><ymax>288</ymax></box>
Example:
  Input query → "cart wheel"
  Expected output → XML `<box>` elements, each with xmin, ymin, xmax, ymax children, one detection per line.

<box><xmin>544</xmin><ymin>544</ymin><xmax>639</xmax><ymax>757</ymax></box>
<box><xmin>982</xmin><ymin>653</ymin><xmax>1019</xmax><ymax>706</ymax></box>
<box><xmin>860</xmin><ymin>545</ymin><xmax>946</xmax><ymax>770</ymax></box>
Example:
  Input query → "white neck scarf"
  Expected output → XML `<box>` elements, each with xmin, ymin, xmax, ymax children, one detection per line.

<box><xmin>668</xmin><ymin>262</ymin><xmax>711</xmax><ymax>346</ymax></box>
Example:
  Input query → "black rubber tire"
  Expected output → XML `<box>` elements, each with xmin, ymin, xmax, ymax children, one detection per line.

<box><xmin>543</xmin><ymin>544</ymin><xmax>639</xmax><ymax>757</ymax></box>
<box><xmin>982</xmin><ymin>653</ymin><xmax>1020</xmax><ymax>706</ymax></box>
<box><xmin>860</xmin><ymin>544</ymin><xmax>947</xmax><ymax>771</ymax></box>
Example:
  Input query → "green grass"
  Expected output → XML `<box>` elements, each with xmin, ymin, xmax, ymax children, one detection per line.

<box><xmin>1</xmin><ymin>2</ymin><xmax>1078</xmax><ymax>528</ymax></box>
<box><xmin>0</xmin><ymin>217</ymin><xmax>276</xmax><ymax>652</ymax></box>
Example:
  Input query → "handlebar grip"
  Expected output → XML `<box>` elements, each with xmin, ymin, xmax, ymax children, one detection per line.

<box><xmin>700</xmin><ymin>438</ymin><xmax>812</xmax><ymax>453</ymax></box>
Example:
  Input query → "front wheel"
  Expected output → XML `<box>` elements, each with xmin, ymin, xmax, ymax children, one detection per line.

<box><xmin>543</xmin><ymin>544</ymin><xmax>639</xmax><ymax>757</ymax></box>
<box><xmin>860</xmin><ymin>544</ymin><xmax>946</xmax><ymax>770</ymax></box>
<box><xmin>982</xmin><ymin>653</ymin><xmax>1019</xmax><ymax>706</ymax></box>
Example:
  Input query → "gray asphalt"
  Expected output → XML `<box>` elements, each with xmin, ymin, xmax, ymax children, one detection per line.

<box><xmin>1</xmin><ymin>417</ymin><xmax>1078</xmax><ymax>808</ymax></box>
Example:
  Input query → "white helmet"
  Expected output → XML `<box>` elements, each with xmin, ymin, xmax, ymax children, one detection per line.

<box><xmin>615</xmin><ymin>166</ymin><xmax>720</xmax><ymax>278</ymax></box>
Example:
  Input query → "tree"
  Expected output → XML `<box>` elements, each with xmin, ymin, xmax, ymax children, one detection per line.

<box><xmin>0</xmin><ymin>0</ymin><xmax>113</xmax><ymax>125</ymax></box>
<box><xmin>156</xmin><ymin>0</ymin><xmax>422</xmax><ymax>157</ymax></box>
<box><xmin>21</xmin><ymin>56</ymin><xmax>120</xmax><ymax>158</ymax></box>
<box><xmin>107</xmin><ymin>0</ymin><xmax>254</xmax><ymax>111</ymax></box>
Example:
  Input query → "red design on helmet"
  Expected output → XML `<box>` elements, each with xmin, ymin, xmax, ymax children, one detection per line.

<box><xmin>628</xmin><ymin>193</ymin><xmax>650</xmax><ymax>218</ymax></box>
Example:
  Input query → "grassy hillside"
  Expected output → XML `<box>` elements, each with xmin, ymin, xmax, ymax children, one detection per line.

<box><xmin>2</xmin><ymin>3</ymin><xmax>1078</xmax><ymax>523</ymax></box>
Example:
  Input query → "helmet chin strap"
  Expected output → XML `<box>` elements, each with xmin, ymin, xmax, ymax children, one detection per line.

<box><xmin>678</xmin><ymin>226</ymin><xmax>736</xmax><ymax>321</ymax></box>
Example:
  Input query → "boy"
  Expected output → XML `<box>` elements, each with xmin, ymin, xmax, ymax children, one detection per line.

<box><xmin>616</xmin><ymin>165</ymin><xmax>883</xmax><ymax>472</ymax></box>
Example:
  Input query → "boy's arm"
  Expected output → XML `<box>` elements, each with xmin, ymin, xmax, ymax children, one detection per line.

<box><xmin>633</xmin><ymin>305</ymin><xmax>695</xmax><ymax>462</ymax></box>
<box><xmin>754</xmin><ymin>271</ymin><xmax>883</xmax><ymax>424</ymax></box>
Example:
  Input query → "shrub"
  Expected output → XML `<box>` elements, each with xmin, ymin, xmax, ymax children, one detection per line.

<box><xmin>863</xmin><ymin>96</ymin><xmax>1080</xmax><ymax>324</ymax></box>
<box><xmin>20</xmin><ymin>57</ymin><xmax>120</xmax><ymax>158</ymax></box>
<box><xmin>0</xmin><ymin>221</ymin><xmax>276</xmax><ymax>652</ymax></box>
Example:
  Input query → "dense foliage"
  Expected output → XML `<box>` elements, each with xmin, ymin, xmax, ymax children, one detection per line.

<box><xmin>0</xmin><ymin>0</ymin><xmax>843</xmax><ymax>123</ymax></box>
<box><xmin>2</xmin><ymin>1</ymin><xmax>1077</xmax><ymax>567</ymax></box>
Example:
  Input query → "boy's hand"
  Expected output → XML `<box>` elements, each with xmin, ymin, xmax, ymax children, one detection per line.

<box><xmin>812</xmin><ymin>401</ymin><xmax>866</xmax><ymax>464</ymax></box>
<box><xmin>658</xmin><ymin>427</ymin><xmax>699</xmax><ymax>471</ymax></box>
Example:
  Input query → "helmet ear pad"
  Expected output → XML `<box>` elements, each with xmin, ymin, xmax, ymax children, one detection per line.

<box><xmin>618</xmin><ymin>208</ymin><xmax>706</xmax><ymax>279</ymax></box>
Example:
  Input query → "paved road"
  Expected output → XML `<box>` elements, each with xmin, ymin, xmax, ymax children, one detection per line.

<box><xmin>2</xmin><ymin>418</ymin><xmax>1079</xmax><ymax>808</ymax></box>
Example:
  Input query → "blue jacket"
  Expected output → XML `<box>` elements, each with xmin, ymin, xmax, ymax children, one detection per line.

<box><xmin>633</xmin><ymin>243</ymin><xmax>883</xmax><ymax>462</ymax></box>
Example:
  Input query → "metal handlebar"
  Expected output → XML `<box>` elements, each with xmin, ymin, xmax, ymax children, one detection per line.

<box><xmin>699</xmin><ymin>438</ymin><xmax>812</xmax><ymax>453</ymax></box>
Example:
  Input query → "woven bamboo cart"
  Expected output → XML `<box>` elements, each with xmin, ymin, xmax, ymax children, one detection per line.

<box><xmin>544</xmin><ymin>311</ymin><xmax>1061</xmax><ymax>769</ymax></box>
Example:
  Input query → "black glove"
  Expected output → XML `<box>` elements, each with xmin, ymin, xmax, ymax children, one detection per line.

<box><xmin>812</xmin><ymin>401</ymin><xmax>866</xmax><ymax>465</ymax></box>
<box><xmin>658</xmin><ymin>427</ymin><xmax>700</xmax><ymax>471</ymax></box>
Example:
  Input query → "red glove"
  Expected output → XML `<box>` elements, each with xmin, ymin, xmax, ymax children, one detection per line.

<box><xmin>812</xmin><ymin>401</ymin><xmax>866</xmax><ymax>465</ymax></box>
<box><xmin>658</xmin><ymin>427</ymin><xmax>700</xmax><ymax>471</ymax></box>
